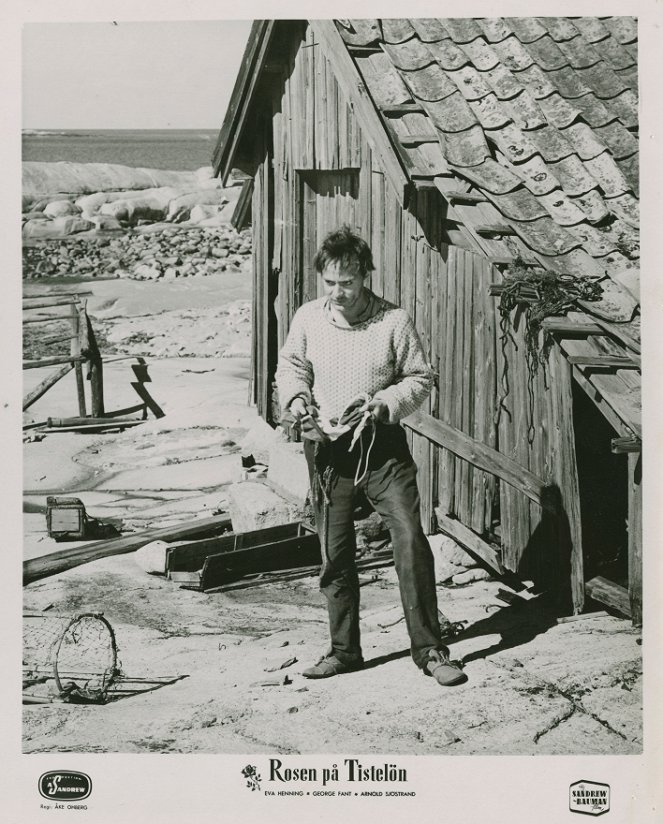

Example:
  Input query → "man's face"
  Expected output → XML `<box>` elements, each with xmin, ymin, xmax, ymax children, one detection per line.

<box><xmin>321</xmin><ymin>260</ymin><xmax>366</xmax><ymax>310</ymax></box>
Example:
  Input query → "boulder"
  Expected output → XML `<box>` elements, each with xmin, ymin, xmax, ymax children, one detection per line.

<box><xmin>167</xmin><ymin>190</ymin><xmax>229</xmax><ymax>223</ymax></box>
<box><xmin>43</xmin><ymin>199</ymin><xmax>81</xmax><ymax>218</ymax></box>
<box><xmin>189</xmin><ymin>204</ymin><xmax>225</xmax><ymax>224</ymax></box>
<box><xmin>227</xmin><ymin>481</ymin><xmax>304</xmax><ymax>533</ymax></box>
<box><xmin>134</xmin><ymin>540</ymin><xmax>170</xmax><ymax>575</ymax></box>
<box><xmin>90</xmin><ymin>214</ymin><xmax>123</xmax><ymax>232</ymax></box>
<box><xmin>267</xmin><ymin>442</ymin><xmax>310</xmax><ymax>507</ymax></box>
<box><xmin>240</xmin><ymin>418</ymin><xmax>288</xmax><ymax>465</ymax></box>
<box><xmin>428</xmin><ymin>533</ymin><xmax>477</xmax><ymax>568</ymax></box>
<box><xmin>100</xmin><ymin>196</ymin><xmax>170</xmax><ymax>226</ymax></box>
<box><xmin>22</xmin><ymin>215</ymin><xmax>94</xmax><ymax>239</ymax></box>
<box><xmin>451</xmin><ymin>567</ymin><xmax>492</xmax><ymax>585</ymax></box>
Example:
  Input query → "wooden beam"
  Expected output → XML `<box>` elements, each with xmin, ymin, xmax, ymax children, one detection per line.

<box><xmin>23</xmin><ymin>297</ymin><xmax>81</xmax><ymax>310</ymax></box>
<box><xmin>434</xmin><ymin>509</ymin><xmax>504</xmax><ymax>575</ymax></box>
<box><xmin>567</xmin><ymin>355</ymin><xmax>640</xmax><ymax>369</ymax></box>
<box><xmin>22</xmin><ymin>364</ymin><xmax>73</xmax><ymax>411</ymax></box>
<box><xmin>628</xmin><ymin>453</ymin><xmax>642</xmax><ymax>625</ymax></box>
<box><xmin>585</xmin><ymin>576</ymin><xmax>631</xmax><ymax>618</ymax></box>
<box><xmin>379</xmin><ymin>103</ymin><xmax>426</xmax><ymax>115</ymax></box>
<box><xmin>23</xmin><ymin>355</ymin><xmax>84</xmax><ymax>369</ymax></box>
<box><xmin>571</xmin><ymin>364</ymin><xmax>640</xmax><ymax>438</ymax></box>
<box><xmin>310</xmin><ymin>19</ymin><xmax>410</xmax><ymax>205</ymax></box>
<box><xmin>404</xmin><ymin>411</ymin><xmax>554</xmax><ymax>512</ymax></box>
<box><xmin>475</xmin><ymin>223</ymin><xmax>516</xmax><ymax>237</ymax></box>
<box><xmin>446</xmin><ymin>191</ymin><xmax>487</xmax><ymax>205</ymax></box>
<box><xmin>611</xmin><ymin>436</ymin><xmax>641</xmax><ymax>453</ymax></box>
<box><xmin>23</xmin><ymin>515</ymin><xmax>232</xmax><ymax>585</ymax></box>
<box><xmin>542</xmin><ymin>319</ymin><xmax>604</xmax><ymax>335</ymax></box>
<box><xmin>23</xmin><ymin>315</ymin><xmax>74</xmax><ymax>325</ymax></box>
<box><xmin>399</xmin><ymin>134</ymin><xmax>440</xmax><ymax>147</ymax></box>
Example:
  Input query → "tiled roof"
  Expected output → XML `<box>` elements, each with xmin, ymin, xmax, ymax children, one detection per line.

<box><xmin>335</xmin><ymin>17</ymin><xmax>640</xmax><ymax>324</ymax></box>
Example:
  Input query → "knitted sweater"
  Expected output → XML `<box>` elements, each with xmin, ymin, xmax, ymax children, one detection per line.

<box><xmin>276</xmin><ymin>291</ymin><xmax>434</xmax><ymax>424</ymax></box>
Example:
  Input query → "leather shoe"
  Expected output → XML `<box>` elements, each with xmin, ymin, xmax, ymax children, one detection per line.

<box><xmin>425</xmin><ymin>648</ymin><xmax>467</xmax><ymax>686</ymax></box>
<box><xmin>302</xmin><ymin>655</ymin><xmax>363</xmax><ymax>679</ymax></box>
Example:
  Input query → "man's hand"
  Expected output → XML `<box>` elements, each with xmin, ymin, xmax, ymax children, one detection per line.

<box><xmin>367</xmin><ymin>398</ymin><xmax>390</xmax><ymax>423</ymax></box>
<box><xmin>289</xmin><ymin>397</ymin><xmax>308</xmax><ymax>420</ymax></box>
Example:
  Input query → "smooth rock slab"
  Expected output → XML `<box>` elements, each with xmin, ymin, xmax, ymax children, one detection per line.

<box><xmin>227</xmin><ymin>481</ymin><xmax>304</xmax><ymax>533</ymax></box>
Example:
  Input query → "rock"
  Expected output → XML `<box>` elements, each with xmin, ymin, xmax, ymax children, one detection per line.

<box><xmin>240</xmin><ymin>418</ymin><xmax>288</xmax><ymax>465</ymax></box>
<box><xmin>267</xmin><ymin>442</ymin><xmax>310</xmax><ymax>507</ymax></box>
<box><xmin>189</xmin><ymin>204</ymin><xmax>225</xmax><ymax>224</ymax></box>
<box><xmin>22</xmin><ymin>216</ymin><xmax>94</xmax><ymax>239</ymax></box>
<box><xmin>43</xmin><ymin>199</ymin><xmax>81</xmax><ymax>218</ymax></box>
<box><xmin>226</xmin><ymin>481</ymin><xmax>304</xmax><ymax>533</ymax></box>
<box><xmin>451</xmin><ymin>567</ymin><xmax>492</xmax><ymax>585</ymax></box>
<box><xmin>90</xmin><ymin>214</ymin><xmax>123</xmax><ymax>232</ymax></box>
<box><xmin>134</xmin><ymin>540</ymin><xmax>170</xmax><ymax>575</ymax></box>
<box><xmin>167</xmin><ymin>190</ymin><xmax>229</xmax><ymax>223</ymax></box>
<box><xmin>428</xmin><ymin>533</ymin><xmax>477</xmax><ymax>568</ymax></box>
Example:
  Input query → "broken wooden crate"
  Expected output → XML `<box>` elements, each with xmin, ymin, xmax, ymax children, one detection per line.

<box><xmin>166</xmin><ymin>521</ymin><xmax>321</xmax><ymax>592</ymax></box>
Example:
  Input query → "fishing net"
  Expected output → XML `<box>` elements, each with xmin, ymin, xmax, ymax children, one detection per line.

<box><xmin>23</xmin><ymin>612</ymin><xmax>119</xmax><ymax>703</ymax></box>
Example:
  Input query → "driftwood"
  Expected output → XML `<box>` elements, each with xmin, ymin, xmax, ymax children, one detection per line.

<box><xmin>23</xmin><ymin>514</ymin><xmax>232</xmax><ymax>586</ymax></box>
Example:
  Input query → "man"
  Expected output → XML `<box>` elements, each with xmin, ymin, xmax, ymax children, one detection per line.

<box><xmin>276</xmin><ymin>226</ymin><xmax>466</xmax><ymax>687</ymax></box>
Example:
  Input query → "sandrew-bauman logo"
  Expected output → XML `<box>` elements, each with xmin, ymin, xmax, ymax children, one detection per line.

<box><xmin>569</xmin><ymin>780</ymin><xmax>610</xmax><ymax>816</ymax></box>
<box><xmin>39</xmin><ymin>771</ymin><xmax>92</xmax><ymax>802</ymax></box>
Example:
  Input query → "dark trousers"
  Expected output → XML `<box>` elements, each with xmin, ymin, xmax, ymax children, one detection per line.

<box><xmin>304</xmin><ymin>424</ymin><xmax>443</xmax><ymax>670</ymax></box>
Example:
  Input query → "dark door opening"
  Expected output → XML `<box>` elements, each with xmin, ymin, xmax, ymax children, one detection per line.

<box><xmin>572</xmin><ymin>382</ymin><xmax>629</xmax><ymax>587</ymax></box>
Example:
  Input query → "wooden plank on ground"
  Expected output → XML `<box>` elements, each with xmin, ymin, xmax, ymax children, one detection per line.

<box><xmin>585</xmin><ymin>576</ymin><xmax>631</xmax><ymax>618</ymax></box>
<box><xmin>23</xmin><ymin>515</ymin><xmax>232</xmax><ymax>585</ymax></box>
<box><xmin>435</xmin><ymin>508</ymin><xmax>503</xmax><ymax>575</ymax></box>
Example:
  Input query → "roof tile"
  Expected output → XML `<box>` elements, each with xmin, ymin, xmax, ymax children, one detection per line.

<box><xmin>337</xmin><ymin>19</ymin><xmax>382</xmax><ymax>46</ymax></box>
<box><xmin>469</xmin><ymin>94</ymin><xmax>512</xmax><ymax>129</ymax></box>
<box><xmin>599</xmin><ymin>35</ymin><xmax>637</xmax><ymax>71</ymax></box>
<box><xmin>505</xmin><ymin>17</ymin><xmax>548</xmax><ymax>43</ymax></box>
<box><xmin>614</xmin><ymin>64</ymin><xmax>638</xmax><ymax>91</ymax></box>
<box><xmin>615</xmin><ymin>153</ymin><xmax>639</xmax><ymax>195</ymax></box>
<box><xmin>357</xmin><ymin>53</ymin><xmax>413</xmax><ymax>106</ymax></box>
<box><xmin>450</xmin><ymin>157</ymin><xmax>522</xmax><ymax>194</ymax></box>
<box><xmin>576</xmin><ymin>62</ymin><xmax>631</xmax><ymax>99</ymax></box>
<box><xmin>505</xmin><ymin>90</ymin><xmax>548</xmax><ymax>130</ymax></box>
<box><xmin>515</xmin><ymin>64</ymin><xmax>557</xmax><ymax>99</ymax></box>
<box><xmin>537</xmin><ymin>93</ymin><xmax>583</xmax><ymax>129</ymax></box>
<box><xmin>593</xmin><ymin>120</ymin><xmax>638</xmax><ymax>159</ymax></box>
<box><xmin>478</xmin><ymin>18</ymin><xmax>512</xmax><ymax>43</ymax></box>
<box><xmin>488</xmin><ymin>122</ymin><xmax>539</xmax><ymax>164</ymax></box>
<box><xmin>547</xmin><ymin>155</ymin><xmax>599</xmax><ymax>196</ymax></box>
<box><xmin>604</xmin><ymin>17</ymin><xmax>638</xmax><ymax>45</ymax></box>
<box><xmin>537</xmin><ymin>190</ymin><xmax>589</xmax><ymax>225</ymax></box>
<box><xmin>398</xmin><ymin>62</ymin><xmax>458</xmax><ymax>101</ymax></box>
<box><xmin>567</xmin><ymin>223</ymin><xmax>619</xmax><ymax>257</ymax></box>
<box><xmin>492</xmin><ymin>36</ymin><xmax>535</xmax><ymax>71</ymax></box>
<box><xmin>502</xmin><ymin>154</ymin><xmax>560</xmax><ymax>195</ymax></box>
<box><xmin>381</xmin><ymin>19</ymin><xmax>417</xmax><ymax>44</ymax></box>
<box><xmin>425</xmin><ymin>38</ymin><xmax>471</xmax><ymax>71</ymax></box>
<box><xmin>545</xmin><ymin>65</ymin><xmax>593</xmax><ymax>99</ymax></box>
<box><xmin>528</xmin><ymin>124</ymin><xmax>576</xmax><ymax>162</ymax></box>
<box><xmin>442</xmin><ymin>19</ymin><xmax>484</xmax><ymax>44</ymax></box>
<box><xmin>409</xmin><ymin>19</ymin><xmax>451</xmax><ymax>43</ymax></box>
<box><xmin>584</xmin><ymin>152</ymin><xmax>631</xmax><ymax>196</ymax></box>
<box><xmin>446</xmin><ymin>65</ymin><xmax>493</xmax><ymax>100</ymax></box>
<box><xmin>511</xmin><ymin>215</ymin><xmax>581</xmax><ymax>255</ymax></box>
<box><xmin>490</xmin><ymin>188</ymin><xmax>548</xmax><ymax>221</ymax></box>
<box><xmin>442</xmin><ymin>124</ymin><xmax>492</xmax><ymax>166</ymax></box>
<box><xmin>484</xmin><ymin>63</ymin><xmax>526</xmax><ymax>99</ymax></box>
<box><xmin>538</xmin><ymin>248</ymin><xmax>608</xmax><ymax>277</ymax></box>
<box><xmin>458</xmin><ymin>38</ymin><xmax>501</xmax><ymax>71</ymax></box>
<box><xmin>572</xmin><ymin>94</ymin><xmax>618</xmax><ymax>128</ymax></box>
<box><xmin>555</xmin><ymin>35</ymin><xmax>602</xmax><ymax>68</ymax></box>
<box><xmin>381</xmin><ymin>39</ymin><xmax>436</xmax><ymax>71</ymax></box>
<box><xmin>561</xmin><ymin>122</ymin><xmax>607</xmax><ymax>160</ymax></box>
<box><xmin>569</xmin><ymin>189</ymin><xmax>610</xmax><ymax>223</ymax></box>
<box><xmin>423</xmin><ymin>93</ymin><xmax>480</xmax><ymax>131</ymax></box>
<box><xmin>541</xmin><ymin>18</ymin><xmax>580</xmax><ymax>42</ymax></box>
<box><xmin>605</xmin><ymin>192</ymin><xmax>639</xmax><ymax>227</ymax></box>
<box><xmin>573</xmin><ymin>17</ymin><xmax>611</xmax><ymax>43</ymax></box>
<box><xmin>606</xmin><ymin>89</ymin><xmax>638</xmax><ymax>129</ymax></box>
<box><xmin>526</xmin><ymin>35</ymin><xmax>570</xmax><ymax>70</ymax></box>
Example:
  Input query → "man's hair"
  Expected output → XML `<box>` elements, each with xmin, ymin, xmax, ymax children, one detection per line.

<box><xmin>313</xmin><ymin>225</ymin><xmax>375</xmax><ymax>278</ymax></box>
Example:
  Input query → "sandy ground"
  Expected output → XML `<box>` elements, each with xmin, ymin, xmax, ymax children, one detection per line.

<box><xmin>22</xmin><ymin>271</ymin><xmax>643</xmax><ymax>756</ymax></box>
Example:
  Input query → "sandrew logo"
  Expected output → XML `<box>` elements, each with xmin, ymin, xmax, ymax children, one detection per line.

<box><xmin>569</xmin><ymin>780</ymin><xmax>610</xmax><ymax>816</ymax></box>
<box><xmin>39</xmin><ymin>772</ymin><xmax>92</xmax><ymax>801</ymax></box>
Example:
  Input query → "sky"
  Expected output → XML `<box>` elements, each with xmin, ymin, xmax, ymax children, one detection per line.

<box><xmin>22</xmin><ymin>20</ymin><xmax>253</xmax><ymax>129</ymax></box>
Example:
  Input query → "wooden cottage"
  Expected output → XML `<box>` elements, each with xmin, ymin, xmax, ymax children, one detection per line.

<box><xmin>213</xmin><ymin>18</ymin><xmax>641</xmax><ymax>622</ymax></box>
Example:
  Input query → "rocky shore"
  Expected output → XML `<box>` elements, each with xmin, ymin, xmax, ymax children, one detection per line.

<box><xmin>22</xmin><ymin>161</ymin><xmax>251</xmax><ymax>281</ymax></box>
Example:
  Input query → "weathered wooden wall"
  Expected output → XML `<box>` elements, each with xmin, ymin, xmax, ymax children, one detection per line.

<box><xmin>248</xmin><ymin>23</ymin><xmax>583</xmax><ymax>598</ymax></box>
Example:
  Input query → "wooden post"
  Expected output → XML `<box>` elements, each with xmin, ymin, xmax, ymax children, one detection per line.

<box><xmin>69</xmin><ymin>302</ymin><xmax>86</xmax><ymax>417</ymax></box>
<box><xmin>79</xmin><ymin>307</ymin><xmax>104</xmax><ymax>417</ymax></box>
<box><xmin>628</xmin><ymin>453</ymin><xmax>642</xmax><ymax>626</ymax></box>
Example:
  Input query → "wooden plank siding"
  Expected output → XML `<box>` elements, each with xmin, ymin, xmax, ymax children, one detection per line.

<box><xmin>245</xmin><ymin>22</ymin><xmax>588</xmax><ymax>606</ymax></box>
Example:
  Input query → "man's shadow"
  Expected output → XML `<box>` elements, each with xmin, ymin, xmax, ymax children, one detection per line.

<box><xmin>364</xmin><ymin>485</ymin><xmax>575</xmax><ymax>669</ymax></box>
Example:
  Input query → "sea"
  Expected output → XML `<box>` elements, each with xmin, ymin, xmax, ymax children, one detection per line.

<box><xmin>22</xmin><ymin>129</ymin><xmax>220</xmax><ymax>171</ymax></box>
